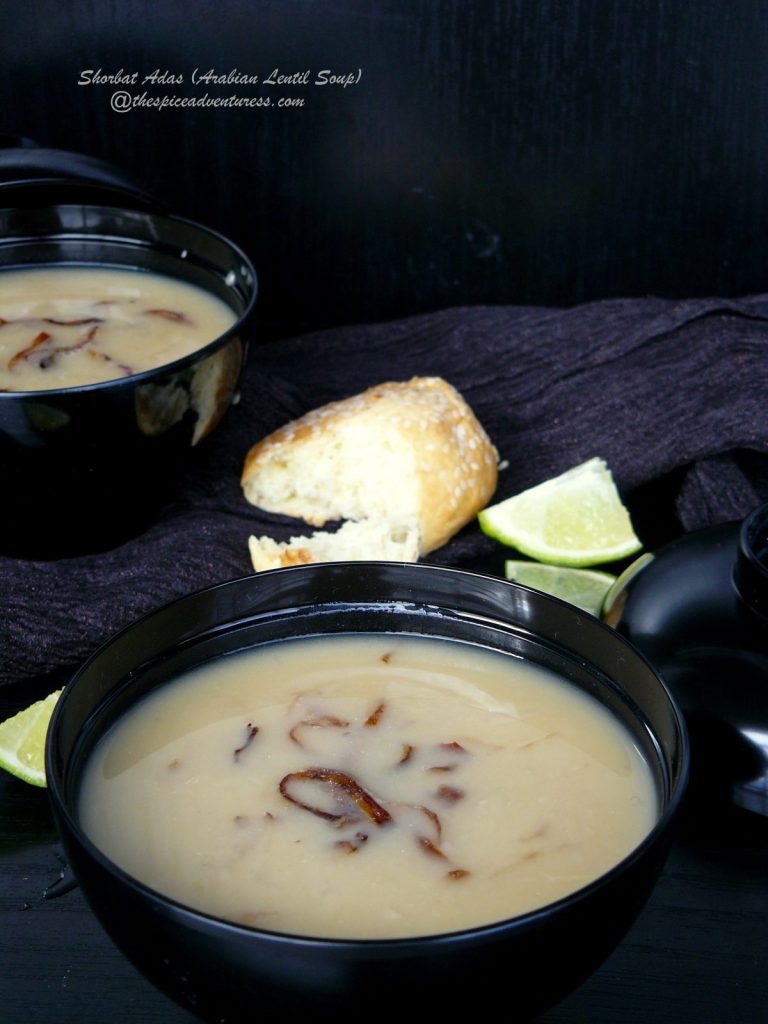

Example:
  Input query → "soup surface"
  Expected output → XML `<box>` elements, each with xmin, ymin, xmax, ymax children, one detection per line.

<box><xmin>79</xmin><ymin>635</ymin><xmax>658</xmax><ymax>940</ymax></box>
<box><xmin>0</xmin><ymin>267</ymin><xmax>236</xmax><ymax>391</ymax></box>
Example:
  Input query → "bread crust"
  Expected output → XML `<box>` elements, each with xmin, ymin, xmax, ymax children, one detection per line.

<box><xmin>248</xmin><ymin>518</ymin><xmax>421</xmax><ymax>571</ymax></box>
<box><xmin>241</xmin><ymin>377</ymin><xmax>497</xmax><ymax>555</ymax></box>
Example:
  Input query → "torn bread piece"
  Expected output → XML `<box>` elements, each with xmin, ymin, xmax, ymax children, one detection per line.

<box><xmin>242</xmin><ymin>377</ymin><xmax>498</xmax><ymax>556</ymax></box>
<box><xmin>248</xmin><ymin>518</ymin><xmax>420</xmax><ymax>572</ymax></box>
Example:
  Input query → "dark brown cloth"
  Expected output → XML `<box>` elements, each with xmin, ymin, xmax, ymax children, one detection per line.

<box><xmin>3</xmin><ymin>295</ymin><xmax>768</xmax><ymax>689</ymax></box>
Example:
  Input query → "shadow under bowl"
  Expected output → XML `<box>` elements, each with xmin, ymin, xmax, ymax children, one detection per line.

<box><xmin>0</xmin><ymin>203</ymin><xmax>257</xmax><ymax>559</ymax></box>
<box><xmin>46</xmin><ymin>561</ymin><xmax>688</xmax><ymax>1023</ymax></box>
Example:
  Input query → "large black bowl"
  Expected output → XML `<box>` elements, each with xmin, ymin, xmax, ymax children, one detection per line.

<box><xmin>46</xmin><ymin>562</ymin><xmax>688</xmax><ymax>1023</ymax></box>
<box><xmin>0</xmin><ymin>203</ymin><xmax>257</xmax><ymax>558</ymax></box>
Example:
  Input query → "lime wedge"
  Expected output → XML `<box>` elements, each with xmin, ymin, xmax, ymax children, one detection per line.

<box><xmin>0</xmin><ymin>689</ymin><xmax>62</xmax><ymax>787</ymax></box>
<box><xmin>478</xmin><ymin>457</ymin><xmax>642</xmax><ymax>567</ymax></box>
<box><xmin>504</xmin><ymin>560</ymin><xmax>616</xmax><ymax>616</ymax></box>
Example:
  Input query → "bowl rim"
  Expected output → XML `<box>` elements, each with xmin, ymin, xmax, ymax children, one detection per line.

<box><xmin>735</xmin><ymin>500</ymin><xmax>768</xmax><ymax>619</ymax></box>
<box><xmin>0</xmin><ymin>204</ymin><xmax>258</xmax><ymax>400</ymax></box>
<box><xmin>46</xmin><ymin>560</ymin><xmax>690</xmax><ymax>949</ymax></box>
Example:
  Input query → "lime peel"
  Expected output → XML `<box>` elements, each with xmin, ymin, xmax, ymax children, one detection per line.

<box><xmin>479</xmin><ymin>457</ymin><xmax>642</xmax><ymax>567</ymax></box>
<box><xmin>602</xmin><ymin>552</ymin><xmax>656</xmax><ymax>623</ymax></box>
<box><xmin>0</xmin><ymin>689</ymin><xmax>62</xmax><ymax>787</ymax></box>
<box><xmin>505</xmin><ymin>561</ymin><xmax>617</xmax><ymax>616</ymax></box>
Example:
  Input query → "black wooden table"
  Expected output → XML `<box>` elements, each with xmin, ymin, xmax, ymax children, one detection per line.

<box><xmin>1</xmin><ymin>680</ymin><xmax>766</xmax><ymax>1024</ymax></box>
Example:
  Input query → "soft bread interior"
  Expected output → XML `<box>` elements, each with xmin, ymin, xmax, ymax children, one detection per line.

<box><xmin>243</xmin><ymin>419</ymin><xmax>420</xmax><ymax>526</ymax></box>
<box><xmin>248</xmin><ymin>518</ymin><xmax>420</xmax><ymax>572</ymax></box>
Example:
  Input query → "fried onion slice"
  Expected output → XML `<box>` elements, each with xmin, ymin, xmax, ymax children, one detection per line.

<box><xmin>279</xmin><ymin>767</ymin><xmax>392</xmax><ymax>826</ymax></box>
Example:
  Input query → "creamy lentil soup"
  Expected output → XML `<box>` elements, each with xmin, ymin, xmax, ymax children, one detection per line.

<box><xmin>78</xmin><ymin>635</ymin><xmax>658</xmax><ymax>940</ymax></box>
<box><xmin>0</xmin><ymin>267</ymin><xmax>235</xmax><ymax>391</ymax></box>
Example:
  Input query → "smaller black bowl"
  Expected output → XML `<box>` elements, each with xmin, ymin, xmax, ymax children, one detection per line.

<box><xmin>0</xmin><ymin>203</ymin><xmax>257</xmax><ymax>559</ymax></box>
<box><xmin>47</xmin><ymin>562</ymin><xmax>688</xmax><ymax>1023</ymax></box>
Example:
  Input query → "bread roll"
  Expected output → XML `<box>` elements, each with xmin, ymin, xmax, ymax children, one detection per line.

<box><xmin>248</xmin><ymin>518</ymin><xmax>420</xmax><ymax>571</ymax></box>
<box><xmin>241</xmin><ymin>377</ymin><xmax>498</xmax><ymax>555</ymax></box>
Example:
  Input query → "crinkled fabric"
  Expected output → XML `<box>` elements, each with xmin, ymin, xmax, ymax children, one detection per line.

<box><xmin>3</xmin><ymin>295</ymin><xmax>767</xmax><ymax>688</ymax></box>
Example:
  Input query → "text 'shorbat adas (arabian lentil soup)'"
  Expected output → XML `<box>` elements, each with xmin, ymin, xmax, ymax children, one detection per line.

<box><xmin>78</xmin><ymin>635</ymin><xmax>658</xmax><ymax>940</ymax></box>
<box><xmin>0</xmin><ymin>267</ymin><xmax>236</xmax><ymax>391</ymax></box>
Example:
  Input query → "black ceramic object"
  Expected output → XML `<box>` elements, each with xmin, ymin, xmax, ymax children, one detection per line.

<box><xmin>607</xmin><ymin>501</ymin><xmax>768</xmax><ymax>816</ymax></box>
<box><xmin>0</xmin><ymin>136</ymin><xmax>160</xmax><ymax>209</ymax></box>
<box><xmin>47</xmin><ymin>562</ymin><xmax>688</xmax><ymax>1024</ymax></box>
<box><xmin>0</xmin><ymin>202</ymin><xmax>257</xmax><ymax>558</ymax></box>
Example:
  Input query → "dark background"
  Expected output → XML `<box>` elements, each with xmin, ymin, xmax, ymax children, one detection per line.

<box><xmin>2</xmin><ymin>0</ymin><xmax>768</xmax><ymax>340</ymax></box>
<box><xmin>2</xmin><ymin>6</ymin><xmax>768</xmax><ymax>1023</ymax></box>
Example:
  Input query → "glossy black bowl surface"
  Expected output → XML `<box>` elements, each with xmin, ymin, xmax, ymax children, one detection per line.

<box><xmin>0</xmin><ymin>203</ymin><xmax>257</xmax><ymax>559</ymax></box>
<box><xmin>47</xmin><ymin>562</ymin><xmax>688</xmax><ymax>1024</ymax></box>
<box><xmin>609</xmin><ymin>501</ymin><xmax>768</xmax><ymax>816</ymax></box>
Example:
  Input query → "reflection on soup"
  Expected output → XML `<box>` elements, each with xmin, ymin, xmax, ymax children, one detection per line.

<box><xmin>0</xmin><ymin>267</ymin><xmax>236</xmax><ymax>391</ymax></box>
<box><xmin>78</xmin><ymin>635</ymin><xmax>658</xmax><ymax>940</ymax></box>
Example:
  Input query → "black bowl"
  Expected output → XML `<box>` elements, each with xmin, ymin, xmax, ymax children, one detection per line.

<box><xmin>0</xmin><ymin>203</ymin><xmax>257</xmax><ymax>558</ymax></box>
<box><xmin>46</xmin><ymin>562</ymin><xmax>688</xmax><ymax>1023</ymax></box>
